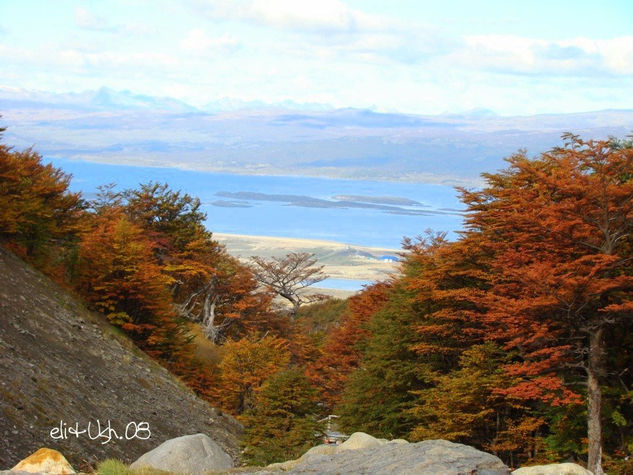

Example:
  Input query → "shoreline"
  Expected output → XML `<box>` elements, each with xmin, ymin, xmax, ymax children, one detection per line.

<box><xmin>213</xmin><ymin>232</ymin><xmax>401</xmax><ymax>292</ymax></box>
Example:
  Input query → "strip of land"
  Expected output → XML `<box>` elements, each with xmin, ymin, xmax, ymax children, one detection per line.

<box><xmin>213</xmin><ymin>233</ymin><xmax>401</xmax><ymax>295</ymax></box>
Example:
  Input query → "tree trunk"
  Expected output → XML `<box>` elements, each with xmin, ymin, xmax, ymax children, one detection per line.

<box><xmin>202</xmin><ymin>291</ymin><xmax>219</xmax><ymax>342</ymax></box>
<box><xmin>291</xmin><ymin>300</ymin><xmax>300</xmax><ymax>320</ymax></box>
<box><xmin>587</xmin><ymin>327</ymin><xmax>604</xmax><ymax>475</ymax></box>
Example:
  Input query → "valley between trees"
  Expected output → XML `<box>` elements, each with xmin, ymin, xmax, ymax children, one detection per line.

<box><xmin>1</xmin><ymin>124</ymin><xmax>632</xmax><ymax>473</ymax></box>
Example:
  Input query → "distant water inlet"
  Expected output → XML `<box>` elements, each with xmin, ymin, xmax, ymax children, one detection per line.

<box><xmin>317</xmin><ymin>278</ymin><xmax>375</xmax><ymax>292</ymax></box>
<box><xmin>52</xmin><ymin>158</ymin><xmax>466</xmax><ymax>250</ymax></box>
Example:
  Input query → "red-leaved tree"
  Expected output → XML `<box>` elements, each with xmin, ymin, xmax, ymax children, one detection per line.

<box><xmin>460</xmin><ymin>136</ymin><xmax>633</xmax><ymax>474</ymax></box>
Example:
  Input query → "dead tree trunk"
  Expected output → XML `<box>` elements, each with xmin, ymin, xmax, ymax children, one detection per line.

<box><xmin>201</xmin><ymin>290</ymin><xmax>219</xmax><ymax>342</ymax></box>
<box><xmin>176</xmin><ymin>276</ymin><xmax>230</xmax><ymax>343</ymax></box>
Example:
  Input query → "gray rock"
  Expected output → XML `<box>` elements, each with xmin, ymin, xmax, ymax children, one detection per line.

<box><xmin>256</xmin><ymin>438</ymin><xmax>510</xmax><ymax>474</ymax></box>
<box><xmin>389</xmin><ymin>439</ymin><xmax>410</xmax><ymax>445</ymax></box>
<box><xmin>301</xmin><ymin>444</ymin><xmax>339</xmax><ymax>458</ymax></box>
<box><xmin>513</xmin><ymin>463</ymin><xmax>592</xmax><ymax>475</ymax></box>
<box><xmin>130</xmin><ymin>433</ymin><xmax>233</xmax><ymax>473</ymax></box>
<box><xmin>338</xmin><ymin>432</ymin><xmax>385</xmax><ymax>451</ymax></box>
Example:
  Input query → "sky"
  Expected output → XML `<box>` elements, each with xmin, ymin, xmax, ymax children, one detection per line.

<box><xmin>0</xmin><ymin>0</ymin><xmax>632</xmax><ymax>115</ymax></box>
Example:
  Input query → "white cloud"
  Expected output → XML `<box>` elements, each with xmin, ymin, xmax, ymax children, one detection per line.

<box><xmin>0</xmin><ymin>43</ymin><xmax>178</xmax><ymax>72</ymax></box>
<box><xmin>188</xmin><ymin>0</ymin><xmax>385</xmax><ymax>33</ymax></box>
<box><xmin>74</xmin><ymin>6</ymin><xmax>154</xmax><ymax>37</ymax></box>
<box><xmin>181</xmin><ymin>29</ymin><xmax>241</xmax><ymax>54</ymax></box>
<box><xmin>592</xmin><ymin>37</ymin><xmax>633</xmax><ymax>75</ymax></box>
<box><xmin>458</xmin><ymin>35</ymin><xmax>633</xmax><ymax>76</ymax></box>
<box><xmin>75</xmin><ymin>7</ymin><xmax>113</xmax><ymax>31</ymax></box>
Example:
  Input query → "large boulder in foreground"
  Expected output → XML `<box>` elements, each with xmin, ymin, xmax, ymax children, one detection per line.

<box><xmin>130</xmin><ymin>433</ymin><xmax>233</xmax><ymax>473</ymax></box>
<box><xmin>257</xmin><ymin>434</ymin><xmax>511</xmax><ymax>474</ymax></box>
<box><xmin>10</xmin><ymin>448</ymin><xmax>75</xmax><ymax>474</ymax></box>
<box><xmin>512</xmin><ymin>463</ymin><xmax>592</xmax><ymax>475</ymax></box>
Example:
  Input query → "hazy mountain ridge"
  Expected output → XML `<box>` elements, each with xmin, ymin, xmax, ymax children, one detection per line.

<box><xmin>2</xmin><ymin>86</ymin><xmax>632</xmax><ymax>185</ymax></box>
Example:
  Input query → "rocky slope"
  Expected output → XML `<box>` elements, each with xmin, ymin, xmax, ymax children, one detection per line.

<box><xmin>0</xmin><ymin>246</ymin><xmax>241</xmax><ymax>470</ymax></box>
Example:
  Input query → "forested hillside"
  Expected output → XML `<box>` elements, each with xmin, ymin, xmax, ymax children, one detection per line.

<box><xmin>1</xmin><ymin>125</ymin><xmax>632</xmax><ymax>473</ymax></box>
<box><xmin>331</xmin><ymin>135</ymin><xmax>633</xmax><ymax>474</ymax></box>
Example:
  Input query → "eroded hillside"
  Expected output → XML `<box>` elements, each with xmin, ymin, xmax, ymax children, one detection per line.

<box><xmin>0</xmin><ymin>246</ymin><xmax>241</xmax><ymax>469</ymax></box>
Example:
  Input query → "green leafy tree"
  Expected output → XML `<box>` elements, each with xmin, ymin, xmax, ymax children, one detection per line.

<box><xmin>337</xmin><ymin>286</ymin><xmax>428</xmax><ymax>438</ymax></box>
<box><xmin>241</xmin><ymin>368</ymin><xmax>323</xmax><ymax>466</ymax></box>
<box><xmin>123</xmin><ymin>181</ymin><xmax>209</xmax><ymax>253</ymax></box>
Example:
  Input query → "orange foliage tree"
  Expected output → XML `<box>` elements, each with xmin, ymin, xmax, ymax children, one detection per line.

<box><xmin>459</xmin><ymin>136</ymin><xmax>633</xmax><ymax>474</ymax></box>
<box><xmin>0</xmin><ymin>144</ymin><xmax>83</xmax><ymax>262</ymax></box>
<box><xmin>403</xmin><ymin>233</ymin><xmax>492</xmax><ymax>362</ymax></box>
<box><xmin>214</xmin><ymin>334</ymin><xmax>290</xmax><ymax>415</ymax></box>
<box><xmin>115</xmin><ymin>182</ymin><xmax>273</xmax><ymax>343</ymax></box>
<box><xmin>409</xmin><ymin>343</ymin><xmax>544</xmax><ymax>467</ymax></box>
<box><xmin>75</xmin><ymin>209</ymin><xmax>186</xmax><ymax>361</ymax></box>
<box><xmin>400</xmin><ymin>234</ymin><xmax>548</xmax><ymax>465</ymax></box>
<box><xmin>171</xmin><ymin>245</ymin><xmax>276</xmax><ymax>342</ymax></box>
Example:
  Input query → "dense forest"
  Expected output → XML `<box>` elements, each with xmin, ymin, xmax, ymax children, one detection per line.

<box><xmin>1</xmin><ymin>123</ymin><xmax>632</xmax><ymax>473</ymax></box>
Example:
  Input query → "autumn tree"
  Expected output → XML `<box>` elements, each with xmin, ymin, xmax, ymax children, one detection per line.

<box><xmin>215</xmin><ymin>334</ymin><xmax>290</xmax><ymax>414</ymax></box>
<box><xmin>460</xmin><ymin>135</ymin><xmax>633</xmax><ymax>474</ymax></box>
<box><xmin>241</xmin><ymin>368</ymin><xmax>323</xmax><ymax>466</ymax></box>
<box><xmin>92</xmin><ymin>182</ymin><xmax>273</xmax><ymax>343</ymax></box>
<box><xmin>251</xmin><ymin>252</ymin><xmax>328</xmax><ymax>318</ymax></box>
<box><xmin>170</xmin><ymin>241</ymin><xmax>274</xmax><ymax>343</ymax></box>
<box><xmin>409</xmin><ymin>343</ymin><xmax>544</xmax><ymax>467</ymax></box>
<box><xmin>336</xmin><ymin>233</ymin><xmax>484</xmax><ymax>438</ymax></box>
<box><xmin>403</xmin><ymin>232</ymin><xmax>492</xmax><ymax>365</ymax></box>
<box><xmin>89</xmin><ymin>183</ymin><xmax>124</xmax><ymax>214</ymax></box>
<box><xmin>295</xmin><ymin>297</ymin><xmax>349</xmax><ymax>337</ymax></box>
<box><xmin>410</xmin><ymin>345</ymin><xmax>505</xmax><ymax>444</ymax></box>
<box><xmin>308</xmin><ymin>282</ymin><xmax>391</xmax><ymax>411</ymax></box>
<box><xmin>75</xmin><ymin>210</ymin><xmax>189</xmax><ymax>360</ymax></box>
<box><xmin>0</xmin><ymin>144</ymin><xmax>83</xmax><ymax>261</ymax></box>
<box><xmin>128</xmin><ymin>183</ymin><xmax>274</xmax><ymax>342</ymax></box>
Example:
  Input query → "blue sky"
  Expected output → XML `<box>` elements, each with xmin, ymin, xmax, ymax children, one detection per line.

<box><xmin>1</xmin><ymin>0</ymin><xmax>632</xmax><ymax>115</ymax></box>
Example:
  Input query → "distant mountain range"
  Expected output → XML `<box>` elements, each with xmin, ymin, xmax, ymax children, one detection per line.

<box><xmin>0</xmin><ymin>86</ymin><xmax>329</xmax><ymax>113</ymax></box>
<box><xmin>2</xmin><ymin>86</ymin><xmax>632</xmax><ymax>185</ymax></box>
<box><xmin>0</xmin><ymin>86</ymin><xmax>199</xmax><ymax>113</ymax></box>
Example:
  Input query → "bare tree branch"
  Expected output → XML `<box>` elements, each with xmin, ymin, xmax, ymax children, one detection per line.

<box><xmin>250</xmin><ymin>252</ymin><xmax>328</xmax><ymax>318</ymax></box>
